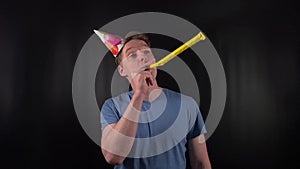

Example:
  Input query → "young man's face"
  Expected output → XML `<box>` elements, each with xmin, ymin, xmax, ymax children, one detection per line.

<box><xmin>118</xmin><ymin>39</ymin><xmax>157</xmax><ymax>80</ymax></box>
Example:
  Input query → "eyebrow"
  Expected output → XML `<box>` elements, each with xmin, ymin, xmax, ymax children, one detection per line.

<box><xmin>125</xmin><ymin>45</ymin><xmax>149</xmax><ymax>56</ymax></box>
<box><xmin>124</xmin><ymin>47</ymin><xmax>133</xmax><ymax>56</ymax></box>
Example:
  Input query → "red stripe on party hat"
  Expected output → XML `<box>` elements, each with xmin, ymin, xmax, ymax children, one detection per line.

<box><xmin>94</xmin><ymin>30</ymin><xmax>124</xmax><ymax>57</ymax></box>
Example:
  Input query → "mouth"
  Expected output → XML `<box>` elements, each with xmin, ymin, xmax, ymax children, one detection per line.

<box><xmin>144</xmin><ymin>67</ymin><xmax>153</xmax><ymax>74</ymax></box>
<box><xmin>141</xmin><ymin>61</ymin><xmax>155</xmax><ymax>71</ymax></box>
<box><xmin>139</xmin><ymin>63</ymin><xmax>155</xmax><ymax>73</ymax></box>
<box><xmin>141</xmin><ymin>65</ymin><xmax>150</xmax><ymax>71</ymax></box>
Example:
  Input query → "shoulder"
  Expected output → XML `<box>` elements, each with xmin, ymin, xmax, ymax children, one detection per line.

<box><xmin>163</xmin><ymin>88</ymin><xmax>198</xmax><ymax>106</ymax></box>
<box><xmin>102</xmin><ymin>91</ymin><xmax>132</xmax><ymax>108</ymax></box>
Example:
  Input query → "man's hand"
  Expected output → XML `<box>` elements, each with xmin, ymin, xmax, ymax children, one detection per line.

<box><xmin>130</xmin><ymin>71</ymin><xmax>154</xmax><ymax>100</ymax></box>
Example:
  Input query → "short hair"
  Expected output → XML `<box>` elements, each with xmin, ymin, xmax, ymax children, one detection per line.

<box><xmin>116</xmin><ymin>33</ymin><xmax>151</xmax><ymax>65</ymax></box>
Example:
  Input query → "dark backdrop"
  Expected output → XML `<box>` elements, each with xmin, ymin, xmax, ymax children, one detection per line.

<box><xmin>1</xmin><ymin>0</ymin><xmax>299</xmax><ymax>169</ymax></box>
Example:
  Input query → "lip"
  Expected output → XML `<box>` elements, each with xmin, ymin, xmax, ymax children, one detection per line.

<box><xmin>144</xmin><ymin>64</ymin><xmax>155</xmax><ymax>70</ymax></box>
<box><xmin>142</xmin><ymin>62</ymin><xmax>155</xmax><ymax>70</ymax></box>
<box><xmin>147</xmin><ymin>68</ymin><xmax>156</xmax><ymax>76</ymax></box>
<box><xmin>140</xmin><ymin>65</ymin><xmax>150</xmax><ymax>71</ymax></box>
<box><xmin>144</xmin><ymin>68</ymin><xmax>149</xmax><ymax>71</ymax></box>
<box><xmin>144</xmin><ymin>67</ymin><xmax>150</xmax><ymax>72</ymax></box>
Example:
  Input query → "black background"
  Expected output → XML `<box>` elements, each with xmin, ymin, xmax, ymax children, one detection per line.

<box><xmin>1</xmin><ymin>0</ymin><xmax>299</xmax><ymax>168</ymax></box>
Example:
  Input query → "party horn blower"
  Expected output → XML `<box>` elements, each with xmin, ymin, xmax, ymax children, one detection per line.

<box><xmin>149</xmin><ymin>32</ymin><xmax>206</xmax><ymax>68</ymax></box>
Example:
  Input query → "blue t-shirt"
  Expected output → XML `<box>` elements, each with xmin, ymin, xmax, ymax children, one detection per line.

<box><xmin>100</xmin><ymin>88</ymin><xmax>206</xmax><ymax>169</ymax></box>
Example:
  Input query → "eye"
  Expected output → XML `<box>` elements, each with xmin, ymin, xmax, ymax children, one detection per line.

<box><xmin>128</xmin><ymin>52</ymin><xmax>137</xmax><ymax>59</ymax></box>
<box><xmin>143</xmin><ymin>49</ymin><xmax>151</xmax><ymax>55</ymax></box>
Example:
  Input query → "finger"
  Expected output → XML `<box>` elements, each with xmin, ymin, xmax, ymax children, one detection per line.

<box><xmin>146</xmin><ymin>77</ymin><xmax>153</xmax><ymax>86</ymax></box>
<box><xmin>146</xmin><ymin>78</ymin><xmax>150</xmax><ymax>86</ymax></box>
<box><xmin>143</xmin><ymin>71</ymin><xmax>154</xmax><ymax>86</ymax></box>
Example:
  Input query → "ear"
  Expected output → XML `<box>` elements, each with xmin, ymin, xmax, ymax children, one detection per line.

<box><xmin>118</xmin><ymin>65</ymin><xmax>127</xmax><ymax>77</ymax></box>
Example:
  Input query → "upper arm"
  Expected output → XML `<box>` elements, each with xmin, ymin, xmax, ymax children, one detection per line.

<box><xmin>101</xmin><ymin>99</ymin><xmax>120</xmax><ymax>130</ymax></box>
<box><xmin>188</xmin><ymin>134</ymin><xmax>211</xmax><ymax>169</ymax></box>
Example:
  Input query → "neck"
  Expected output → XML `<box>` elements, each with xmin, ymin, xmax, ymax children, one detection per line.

<box><xmin>132</xmin><ymin>85</ymin><xmax>162</xmax><ymax>102</ymax></box>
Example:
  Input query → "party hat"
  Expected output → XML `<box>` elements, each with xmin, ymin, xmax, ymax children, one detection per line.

<box><xmin>93</xmin><ymin>30</ymin><xmax>124</xmax><ymax>57</ymax></box>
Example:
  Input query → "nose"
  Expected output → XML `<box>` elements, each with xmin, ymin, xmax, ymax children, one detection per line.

<box><xmin>139</xmin><ymin>52</ymin><xmax>148</xmax><ymax>63</ymax></box>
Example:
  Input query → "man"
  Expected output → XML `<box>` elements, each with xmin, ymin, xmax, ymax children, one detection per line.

<box><xmin>96</xmin><ymin>30</ymin><xmax>211</xmax><ymax>169</ymax></box>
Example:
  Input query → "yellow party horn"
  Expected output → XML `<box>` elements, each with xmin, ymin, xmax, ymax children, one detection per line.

<box><xmin>149</xmin><ymin>32</ymin><xmax>206</xmax><ymax>68</ymax></box>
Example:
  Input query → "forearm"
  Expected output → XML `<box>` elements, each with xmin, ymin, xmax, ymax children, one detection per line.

<box><xmin>189</xmin><ymin>135</ymin><xmax>212</xmax><ymax>169</ymax></box>
<box><xmin>101</xmin><ymin>94</ymin><xmax>143</xmax><ymax>164</ymax></box>
<box><xmin>191</xmin><ymin>162</ymin><xmax>211</xmax><ymax>169</ymax></box>
<box><xmin>190</xmin><ymin>152</ymin><xmax>212</xmax><ymax>169</ymax></box>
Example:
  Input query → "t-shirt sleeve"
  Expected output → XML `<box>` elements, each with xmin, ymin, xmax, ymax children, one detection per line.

<box><xmin>186</xmin><ymin>99</ymin><xmax>207</xmax><ymax>140</ymax></box>
<box><xmin>100</xmin><ymin>99</ymin><xmax>120</xmax><ymax>131</ymax></box>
